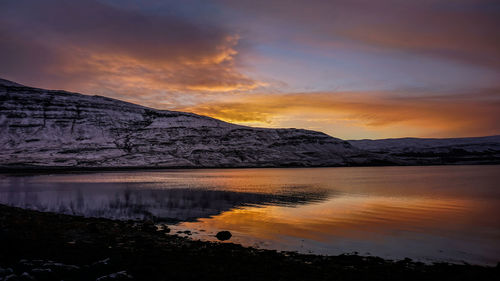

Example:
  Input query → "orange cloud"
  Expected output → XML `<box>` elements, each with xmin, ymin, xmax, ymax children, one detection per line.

<box><xmin>178</xmin><ymin>89</ymin><xmax>500</xmax><ymax>139</ymax></box>
<box><xmin>0</xmin><ymin>0</ymin><xmax>261</xmax><ymax>104</ymax></box>
<box><xmin>65</xmin><ymin>42</ymin><xmax>258</xmax><ymax>91</ymax></box>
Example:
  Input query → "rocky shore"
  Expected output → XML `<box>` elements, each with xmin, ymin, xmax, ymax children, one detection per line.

<box><xmin>0</xmin><ymin>204</ymin><xmax>498</xmax><ymax>281</ymax></box>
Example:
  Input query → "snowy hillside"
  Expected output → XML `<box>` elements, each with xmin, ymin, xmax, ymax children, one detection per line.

<box><xmin>0</xmin><ymin>78</ymin><xmax>379</xmax><ymax>168</ymax></box>
<box><xmin>1</xmin><ymin>78</ymin><xmax>498</xmax><ymax>169</ymax></box>
<box><xmin>349</xmin><ymin>136</ymin><xmax>500</xmax><ymax>165</ymax></box>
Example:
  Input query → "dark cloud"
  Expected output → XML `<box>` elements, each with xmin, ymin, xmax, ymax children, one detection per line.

<box><xmin>218</xmin><ymin>0</ymin><xmax>500</xmax><ymax>70</ymax></box>
<box><xmin>0</xmin><ymin>0</ymin><xmax>258</xmax><ymax>96</ymax></box>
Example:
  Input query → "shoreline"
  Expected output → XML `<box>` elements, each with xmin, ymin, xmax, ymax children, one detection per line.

<box><xmin>0</xmin><ymin>204</ymin><xmax>498</xmax><ymax>280</ymax></box>
<box><xmin>1</xmin><ymin>162</ymin><xmax>499</xmax><ymax>174</ymax></box>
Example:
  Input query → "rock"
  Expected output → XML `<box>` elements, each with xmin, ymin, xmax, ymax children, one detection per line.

<box><xmin>91</xmin><ymin>258</ymin><xmax>111</xmax><ymax>267</ymax></box>
<box><xmin>160</xmin><ymin>225</ymin><xmax>171</xmax><ymax>233</ymax></box>
<box><xmin>3</xmin><ymin>274</ymin><xmax>19</xmax><ymax>281</ymax></box>
<box><xmin>30</xmin><ymin>268</ymin><xmax>53</xmax><ymax>280</ymax></box>
<box><xmin>215</xmin><ymin>231</ymin><xmax>232</xmax><ymax>241</ymax></box>
<box><xmin>95</xmin><ymin>271</ymin><xmax>133</xmax><ymax>281</ymax></box>
<box><xmin>41</xmin><ymin>262</ymin><xmax>79</xmax><ymax>273</ymax></box>
<box><xmin>88</xmin><ymin>257</ymin><xmax>113</xmax><ymax>278</ymax></box>
<box><xmin>0</xmin><ymin>268</ymin><xmax>13</xmax><ymax>277</ymax></box>
<box><xmin>142</xmin><ymin>221</ymin><xmax>157</xmax><ymax>232</ymax></box>
<box><xmin>18</xmin><ymin>273</ymin><xmax>35</xmax><ymax>281</ymax></box>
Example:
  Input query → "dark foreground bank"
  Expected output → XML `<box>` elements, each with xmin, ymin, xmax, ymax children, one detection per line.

<box><xmin>0</xmin><ymin>204</ymin><xmax>498</xmax><ymax>281</ymax></box>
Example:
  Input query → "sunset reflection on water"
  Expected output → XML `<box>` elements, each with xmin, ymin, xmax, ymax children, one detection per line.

<box><xmin>1</xmin><ymin>166</ymin><xmax>499</xmax><ymax>265</ymax></box>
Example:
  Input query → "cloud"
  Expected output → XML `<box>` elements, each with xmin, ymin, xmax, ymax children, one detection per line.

<box><xmin>218</xmin><ymin>0</ymin><xmax>500</xmax><ymax>70</ymax></box>
<box><xmin>178</xmin><ymin>89</ymin><xmax>500</xmax><ymax>138</ymax></box>
<box><xmin>0</xmin><ymin>0</ymin><xmax>259</xmax><ymax>102</ymax></box>
<box><xmin>0</xmin><ymin>0</ymin><xmax>498</xmax><ymax>139</ymax></box>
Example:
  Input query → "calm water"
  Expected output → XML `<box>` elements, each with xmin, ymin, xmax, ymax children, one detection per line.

<box><xmin>1</xmin><ymin>166</ymin><xmax>499</xmax><ymax>265</ymax></box>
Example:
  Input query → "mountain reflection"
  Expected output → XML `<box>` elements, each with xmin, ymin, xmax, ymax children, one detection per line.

<box><xmin>0</xmin><ymin>181</ymin><xmax>330</xmax><ymax>222</ymax></box>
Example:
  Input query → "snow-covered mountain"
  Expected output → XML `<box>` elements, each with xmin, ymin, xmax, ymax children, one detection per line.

<box><xmin>0</xmin><ymin>78</ymin><xmax>498</xmax><ymax>169</ymax></box>
<box><xmin>0</xmin><ymin>78</ymin><xmax>380</xmax><ymax>168</ymax></box>
<box><xmin>349</xmin><ymin>136</ymin><xmax>500</xmax><ymax>165</ymax></box>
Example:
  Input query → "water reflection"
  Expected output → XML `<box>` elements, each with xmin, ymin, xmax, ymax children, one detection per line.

<box><xmin>0</xmin><ymin>166</ymin><xmax>499</xmax><ymax>265</ymax></box>
<box><xmin>0</xmin><ymin>179</ymin><xmax>330</xmax><ymax>221</ymax></box>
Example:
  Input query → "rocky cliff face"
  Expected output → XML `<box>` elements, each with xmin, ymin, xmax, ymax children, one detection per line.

<box><xmin>0</xmin><ymin>78</ymin><xmax>378</xmax><ymax>168</ymax></box>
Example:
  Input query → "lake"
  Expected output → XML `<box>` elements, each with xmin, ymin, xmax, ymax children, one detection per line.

<box><xmin>1</xmin><ymin>166</ymin><xmax>499</xmax><ymax>265</ymax></box>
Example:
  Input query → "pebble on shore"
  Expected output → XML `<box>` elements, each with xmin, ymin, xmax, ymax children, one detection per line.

<box><xmin>216</xmin><ymin>231</ymin><xmax>232</xmax><ymax>241</ymax></box>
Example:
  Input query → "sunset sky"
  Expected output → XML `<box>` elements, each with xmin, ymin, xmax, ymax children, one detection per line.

<box><xmin>1</xmin><ymin>0</ymin><xmax>499</xmax><ymax>139</ymax></box>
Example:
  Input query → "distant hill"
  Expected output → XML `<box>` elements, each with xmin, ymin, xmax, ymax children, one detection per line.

<box><xmin>349</xmin><ymin>136</ymin><xmax>500</xmax><ymax>165</ymax></box>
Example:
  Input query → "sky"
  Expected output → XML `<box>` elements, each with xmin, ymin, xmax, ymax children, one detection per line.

<box><xmin>1</xmin><ymin>0</ymin><xmax>499</xmax><ymax>139</ymax></box>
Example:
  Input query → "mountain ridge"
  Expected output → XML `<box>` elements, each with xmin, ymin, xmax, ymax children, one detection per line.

<box><xmin>1</xmin><ymin>78</ymin><xmax>499</xmax><ymax>169</ymax></box>
<box><xmin>0</xmin><ymin>78</ymin><xmax>381</xmax><ymax>169</ymax></box>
